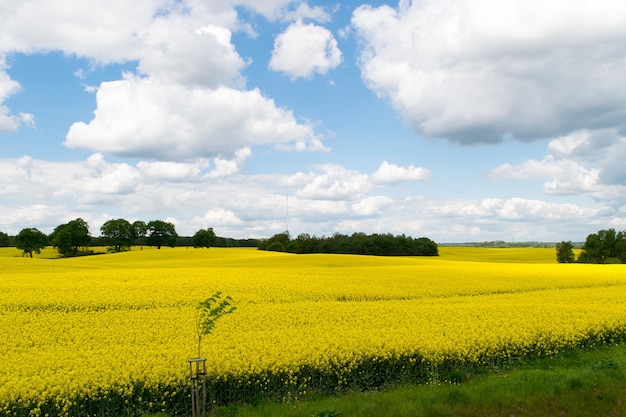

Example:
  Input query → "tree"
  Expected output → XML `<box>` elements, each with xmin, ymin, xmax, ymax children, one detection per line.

<box><xmin>556</xmin><ymin>241</ymin><xmax>575</xmax><ymax>263</ymax></box>
<box><xmin>15</xmin><ymin>228</ymin><xmax>48</xmax><ymax>258</ymax></box>
<box><xmin>50</xmin><ymin>218</ymin><xmax>91</xmax><ymax>256</ymax></box>
<box><xmin>132</xmin><ymin>220</ymin><xmax>148</xmax><ymax>250</ymax></box>
<box><xmin>293</xmin><ymin>233</ymin><xmax>315</xmax><ymax>254</ymax></box>
<box><xmin>260</xmin><ymin>231</ymin><xmax>439</xmax><ymax>256</ymax></box>
<box><xmin>413</xmin><ymin>237</ymin><xmax>439</xmax><ymax>256</ymax></box>
<box><xmin>146</xmin><ymin>220</ymin><xmax>177</xmax><ymax>249</ymax></box>
<box><xmin>193</xmin><ymin>228</ymin><xmax>217</xmax><ymax>248</ymax></box>
<box><xmin>259</xmin><ymin>232</ymin><xmax>290</xmax><ymax>251</ymax></box>
<box><xmin>578</xmin><ymin>228</ymin><xmax>626</xmax><ymax>264</ymax></box>
<box><xmin>100</xmin><ymin>219</ymin><xmax>134</xmax><ymax>252</ymax></box>
<box><xmin>195</xmin><ymin>292</ymin><xmax>236</xmax><ymax>358</ymax></box>
<box><xmin>0</xmin><ymin>231</ymin><xmax>10</xmax><ymax>247</ymax></box>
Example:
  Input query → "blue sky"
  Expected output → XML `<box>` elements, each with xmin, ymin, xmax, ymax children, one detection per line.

<box><xmin>1</xmin><ymin>0</ymin><xmax>626</xmax><ymax>242</ymax></box>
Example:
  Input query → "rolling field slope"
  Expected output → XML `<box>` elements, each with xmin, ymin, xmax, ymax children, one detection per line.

<box><xmin>1</xmin><ymin>246</ymin><xmax>625</xmax><ymax>416</ymax></box>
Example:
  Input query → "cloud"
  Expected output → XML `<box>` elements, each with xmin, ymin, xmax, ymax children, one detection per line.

<box><xmin>235</xmin><ymin>1</ymin><xmax>331</xmax><ymax>23</ymax></box>
<box><xmin>206</xmin><ymin>147</ymin><xmax>252</xmax><ymax>178</ymax></box>
<box><xmin>421</xmin><ymin>197</ymin><xmax>602</xmax><ymax>237</ymax></box>
<box><xmin>192</xmin><ymin>208</ymin><xmax>243</xmax><ymax>228</ymax></box>
<box><xmin>0</xmin><ymin>155</ymin><xmax>143</xmax><ymax>219</ymax></box>
<box><xmin>277</xmin><ymin>2</ymin><xmax>332</xmax><ymax>23</ymax></box>
<box><xmin>371</xmin><ymin>161</ymin><xmax>430</xmax><ymax>184</ymax></box>
<box><xmin>295</xmin><ymin>164</ymin><xmax>371</xmax><ymax>200</ymax></box>
<box><xmin>352</xmin><ymin>0</ymin><xmax>626</xmax><ymax>144</ymax></box>
<box><xmin>0</xmin><ymin>0</ymin><xmax>155</xmax><ymax>61</ymax></box>
<box><xmin>0</xmin><ymin>204</ymin><xmax>69</xmax><ymax>233</ymax></box>
<box><xmin>491</xmin><ymin>129</ymin><xmax>626</xmax><ymax>203</ymax></box>
<box><xmin>137</xmin><ymin>160</ymin><xmax>210</xmax><ymax>181</ymax></box>
<box><xmin>53</xmin><ymin>154</ymin><xmax>141</xmax><ymax>203</ymax></box>
<box><xmin>137</xmin><ymin>19</ymin><xmax>246</xmax><ymax>88</ymax></box>
<box><xmin>0</xmin><ymin>58</ymin><xmax>35</xmax><ymax>132</ymax></box>
<box><xmin>490</xmin><ymin>157</ymin><xmax>600</xmax><ymax>195</ymax></box>
<box><xmin>337</xmin><ymin>195</ymin><xmax>606</xmax><ymax>242</ymax></box>
<box><xmin>0</xmin><ymin>0</ymin><xmax>241</xmax><ymax>63</ymax></box>
<box><xmin>269</xmin><ymin>20</ymin><xmax>341</xmax><ymax>79</ymax></box>
<box><xmin>0</xmin><ymin>1</ymin><xmax>259</xmax><ymax>88</ymax></box>
<box><xmin>1</xmin><ymin>1</ymin><xmax>327</xmax><ymax>155</ymax></box>
<box><xmin>0</xmin><ymin>68</ymin><xmax>20</xmax><ymax>131</ymax></box>
<box><xmin>0</xmin><ymin>154</ymin><xmax>620</xmax><ymax>241</ymax></box>
<box><xmin>65</xmin><ymin>75</ymin><xmax>325</xmax><ymax>160</ymax></box>
<box><xmin>352</xmin><ymin>196</ymin><xmax>393</xmax><ymax>216</ymax></box>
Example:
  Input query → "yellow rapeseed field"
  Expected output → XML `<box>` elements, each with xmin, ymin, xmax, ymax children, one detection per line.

<box><xmin>1</xmin><ymin>246</ymin><xmax>626</xmax><ymax>416</ymax></box>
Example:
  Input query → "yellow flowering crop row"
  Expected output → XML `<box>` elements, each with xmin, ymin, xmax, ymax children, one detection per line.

<box><xmin>1</xmin><ymin>247</ymin><xmax>626</xmax><ymax>416</ymax></box>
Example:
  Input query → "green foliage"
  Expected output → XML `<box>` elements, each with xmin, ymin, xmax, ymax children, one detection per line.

<box><xmin>146</xmin><ymin>220</ymin><xmax>177</xmax><ymax>249</ymax></box>
<box><xmin>15</xmin><ymin>227</ymin><xmax>48</xmax><ymax>257</ymax></box>
<box><xmin>213</xmin><ymin>237</ymin><xmax>260</xmax><ymax>248</ymax></box>
<box><xmin>603</xmin><ymin>257</ymin><xmax>622</xmax><ymax>264</ymax></box>
<box><xmin>50</xmin><ymin>218</ymin><xmax>91</xmax><ymax>256</ymax></box>
<box><xmin>556</xmin><ymin>241</ymin><xmax>575</xmax><ymax>263</ymax></box>
<box><xmin>258</xmin><ymin>232</ymin><xmax>290</xmax><ymax>251</ymax></box>
<box><xmin>259</xmin><ymin>232</ymin><xmax>438</xmax><ymax>256</ymax></box>
<box><xmin>578</xmin><ymin>228</ymin><xmax>626</xmax><ymax>264</ymax></box>
<box><xmin>0</xmin><ymin>231</ymin><xmax>10</xmax><ymax>247</ymax></box>
<box><xmin>195</xmin><ymin>292</ymin><xmax>236</xmax><ymax>358</ymax></box>
<box><xmin>193</xmin><ymin>227</ymin><xmax>217</xmax><ymax>248</ymax></box>
<box><xmin>132</xmin><ymin>220</ymin><xmax>148</xmax><ymax>249</ymax></box>
<box><xmin>198</xmin><ymin>344</ymin><xmax>626</xmax><ymax>417</ymax></box>
<box><xmin>266</xmin><ymin>241</ymin><xmax>286</xmax><ymax>252</ymax></box>
<box><xmin>312</xmin><ymin>408</ymin><xmax>341</xmax><ymax>417</ymax></box>
<box><xmin>100</xmin><ymin>218</ymin><xmax>134</xmax><ymax>252</ymax></box>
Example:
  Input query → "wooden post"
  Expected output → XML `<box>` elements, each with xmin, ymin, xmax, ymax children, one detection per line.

<box><xmin>188</xmin><ymin>357</ymin><xmax>207</xmax><ymax>417</ymax></box>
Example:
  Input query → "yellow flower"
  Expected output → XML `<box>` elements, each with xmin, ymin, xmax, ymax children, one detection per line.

<box><xmin>1</xmin><ymin>246</ymin><xmax>626</xmax><ymax>414</ymax></box>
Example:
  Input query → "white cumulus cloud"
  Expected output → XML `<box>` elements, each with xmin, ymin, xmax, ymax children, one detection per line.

<box><xmin>137</xmin><ymin>160</ymin><xmax>210</xmax><ymax>181</ymax></box>
<box><xmin>0</xmin><ymin>58</ymin><xmax>34</xmax><ymax>132</ymax></box>
<box><xmin>1</xmin><ymin>1</ymin><xmax>328</xmax><ymax>158</ymax></box>
<box><xmin>0</xmin><ymin>0</ymin><xmax>240</xmax><ymax>63</ymax></box>
<box><xmin>235</xmin><ymin>0</ymin><xmax>330</xmax><ymax>23</ymax></box>
<box><xmin>0</xmin><ymin>153</ymin><xmax>620</xmax><ymax>241</ymax></box>
<box><xmin>269</xmin><ymin>20</ymin><xmax>342</xmax><ymax>79</ymax></box>
<box><xmin>295</xmin><ymin>164</ymin><xmax>371</xmax><ymax>200</ymax></box>
<box><xmin>193</xmin><ymin>208</ymin><xmax>242</xmax><ymax>227</ymax></box>
<box><xmin>491</xmin><ymin>129</ymin><xmax>626</xmax><ymax>203</ymax></box>
<box><xmin>65</xmin><ymin>75</ymin><xmax>324</xmax><ymax>160</ymax></box>
<box><xmin>371</xmin><ymin>161</ymin><xmax>430</xmax><ymax>184</ymax></box>
<box><xmin>352</xmin><ymin>196</ymin><xmax>393</xmax><ymax>216</ymax></box>
<box><xmin>352</xmin><ymin>0</ymin><xmax>626</xmax><ymax>144</ymax></box>
<box><xmin>137</xmin><ymin>19</ymin><xmax>246</xmax><ymax>88</ymax></box>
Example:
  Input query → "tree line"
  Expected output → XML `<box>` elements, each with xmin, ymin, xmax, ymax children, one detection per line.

<box><xmin>557</xmin><ymin>228</ymin><xmax>626</xmax><ymax>264</ymax></box>
<box><xmin>7</xmin><ymin>218</ymin><xmax>258</xmax><ymax>258</ymax></box>
<box><xmin>258</xmin><ymin>232</ymin><xmax>439</xmax><ymax>256</ymax></box>
<box><xmin>6</xmin><ymin>219</ymin><xmax>440</xmax><ymax>258</ymax></box>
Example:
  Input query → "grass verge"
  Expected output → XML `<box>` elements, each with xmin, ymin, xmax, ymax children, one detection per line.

<box><xmin>152</xmin><ymin>343</ymin><xmax>626</xmax><ymax>417</ymax></box>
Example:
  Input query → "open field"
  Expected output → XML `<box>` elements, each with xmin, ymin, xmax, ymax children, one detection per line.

<box><xmin>1</xmin><ymin>246</ymin><xmax>626</xmax><ymax>416</ymax></box>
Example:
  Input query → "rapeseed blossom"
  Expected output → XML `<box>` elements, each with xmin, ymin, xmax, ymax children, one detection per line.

<box><xmin>1</xmin><ymin>246</ymin><xmax>626</xmax><ymax>416</ymax></box>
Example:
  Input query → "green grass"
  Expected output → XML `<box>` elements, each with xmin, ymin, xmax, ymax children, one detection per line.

<box><xmin>144</xmin><ymin>344</ymin><xmax>626</xmax><ymax>417</ymax></box>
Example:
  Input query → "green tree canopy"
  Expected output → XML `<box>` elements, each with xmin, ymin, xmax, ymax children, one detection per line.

<box><xmin>15</xmin><ymin>228</ymin><xmax>48</xmax><ymax>258</ymax></box>
<box><xmin>192</xmin><ymin>228</ymin><xmax>217</xmax><ymax>248</ymax></box>
<box><xmin>556</xmin><ymin>241</ymin><xmax>575</xmax><ymax>263</ymax></box>
<box><xmin>0</xmin><ymin>231</ymin><xmax>10</xmax><ymax>247</ymax></box>
<box><xmin>262</xmin><ymin>232</ymin><xmax>438</xmax><ymax>256</ymax></box>
<box><xmin>578</xmin><ymin>228</ymin><xmax>626</xmax><ymax>264</ymax></box>
<box><xmin>50</xmin><ymin>218</ymin><xmax>91</xmax><ymax>256</ymax></box>
<box><xmin>132</xmin><ymin>220</ymin><xmax>148</xmax><ymax>250</ymax></box>
<box><xmin>259</xmin><ymin>232</ymin><xmax>290</xmax><ymax>251</ymax></box>
<box><xmin>146</xmin><ymin>220</ymin><xmax>177</xmax><ymax>249</ymax></box>
<box><xmin>100</xmin><ymin>218</ymin><xmax>134</xmax><ymax>252</ymax></box>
